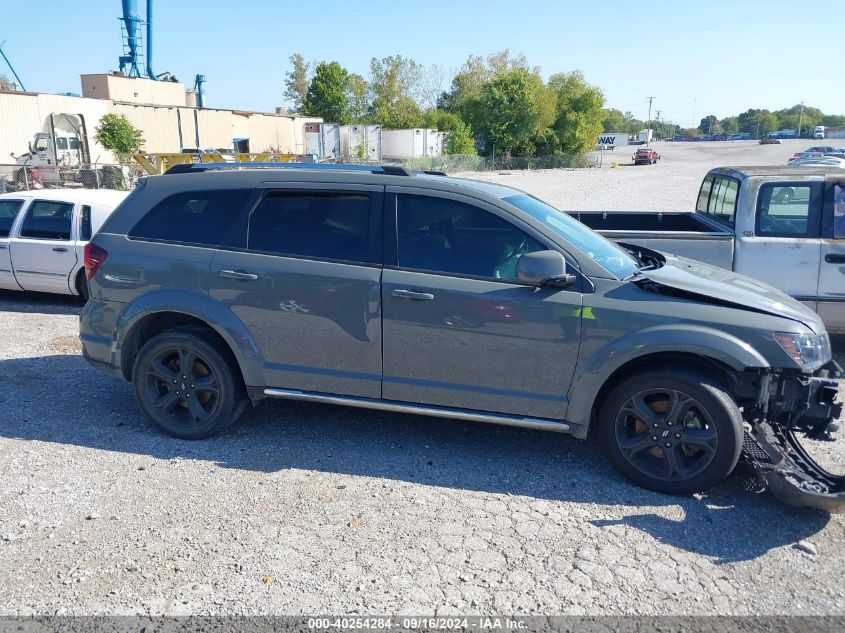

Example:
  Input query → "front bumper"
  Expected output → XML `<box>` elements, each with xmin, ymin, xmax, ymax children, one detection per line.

<box><xmin>743</xmin><ymin>361</ymin><xmax>844</xmax><ymax>511</ymax></box>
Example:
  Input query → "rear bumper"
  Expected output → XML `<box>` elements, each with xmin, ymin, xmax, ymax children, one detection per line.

<box><xmin>744</xmin><ymin>362</ymin><xmax>844</xmax><ymax>511</ymax></box>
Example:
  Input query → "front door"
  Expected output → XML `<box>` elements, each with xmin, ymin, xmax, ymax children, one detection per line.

<box><xmin>735</xmin><ymin>180</ymin><xmax>824</xmax><ymax>310</ymax></box>
<box><xmin>381</xmin><ymin>189</ymin><xmax>582</xmax><ymax>420</ymax></box>
<box><xmin>208</xmin><ymin>184</ymin><xmax>384</xmax><ymax>398</ymax></box>
<box><xmin>818</xmin><ymin>182</ymin><xmax>845</xmax><ymax>330</ymax></box>
<box><xmin>0</xmin><ymin>198</ymin><xmax>25</xmax><ymax>290</ymax></box>
<box><xmin>9</xmin><ymin>199</ymin><xmax>77</xmax><ymax>293</ymax></box>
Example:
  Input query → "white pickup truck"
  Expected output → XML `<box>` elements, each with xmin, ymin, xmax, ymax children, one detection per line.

<box><xmin>0</xmin><ymin>189</ymin><xmax>128</xmax><ymax>299</ymax></box>
<box><xmin>571</xmin><ymin>166</ymin><xmax>845</xmax><ymax>332</ymax></box>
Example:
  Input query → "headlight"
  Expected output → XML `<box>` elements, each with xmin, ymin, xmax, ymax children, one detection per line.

<box><xmin>774</xmin><ymin>331</ymin><xmax>831</xmax><ymax>369</ymax></box>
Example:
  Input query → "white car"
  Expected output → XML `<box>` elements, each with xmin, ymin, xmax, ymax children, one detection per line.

<box><xmin>0</xmin><ymin>189</ymin><xmax>128</xmax><ymax>298</ymax></box>
<box><xmin>789</xmin><ymin>156</ymin><xmax>845</xmax><ymax>169</ymax></box>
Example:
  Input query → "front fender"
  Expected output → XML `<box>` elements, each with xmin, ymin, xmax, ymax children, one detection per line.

<box><xmin>564</xmin><ymin>324</ymin><xmax>770</xmax><ymax>434</ymax></box>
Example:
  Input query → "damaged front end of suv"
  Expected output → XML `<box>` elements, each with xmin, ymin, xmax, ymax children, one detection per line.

<box><xmin>739</xmin><ymin>359</ymin><xmax>844</xmax><ymax>510</ymax></box>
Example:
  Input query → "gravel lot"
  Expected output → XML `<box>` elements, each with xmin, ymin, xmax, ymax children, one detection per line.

<box><xmin>1</xmin><ymin>140</ymin><xmax>844</xmax><ymax>616</ymax></box>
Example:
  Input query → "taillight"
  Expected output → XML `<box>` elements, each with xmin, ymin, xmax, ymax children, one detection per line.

<box><xmin>84</xmin><ymin>243</ymin><xmax>108</xmax><ymax>280</ymax></box>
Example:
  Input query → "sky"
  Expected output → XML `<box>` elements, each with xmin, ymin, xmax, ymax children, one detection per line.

<box><xmin>2</xmin><ymin>0</ymin><xmax>843</xmax><ymax>126</ymax></box>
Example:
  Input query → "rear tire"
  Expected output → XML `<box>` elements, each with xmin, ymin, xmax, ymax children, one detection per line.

<box><xmin>132</xmin><ymin>326</ymin><xmax>247</xmax><ymax>439</ymax></box>
<box><xmin>599</xmin><ymin>367</ymin><xmax>743</xmax><ymax>495</ymax></box>
<box><xmin>75</xmin><ymin>270</ymin><xmax>89</xmax><ymax>301</ymax></box>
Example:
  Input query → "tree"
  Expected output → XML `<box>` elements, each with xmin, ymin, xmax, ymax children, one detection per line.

<box><xmin>601</xmin><ymin>108</ymin><xmax>627</xmax><ymax>132</ymax></box>
<box><xmin>345</xmin><ymin>73</ymin><xmax>370</xmax><ymax>123</ymax></box>
<box><xmin>756</xmin><ymin>112</ymin><xmax>778</xmax><ymax>136</ymax></box>
<box><xmin>475</xmin><ymin>68</ymin><xmax>555</xmax><ymax>156</ymax></box>
<box><xmin>548</xmin><ymin>71</ymin><xmax>605</xmax><ymax>155</ymax></box>
<box><xmin>369</xmin><ymin>55</ymin><xmax>424</xmax><ymax>128</ymax></box>
<box><xmin>283</xmin><ymin>54</ymin><xmax>310</xmax><ymax>113</ymax></box>
<box><xmin>304</xmin><ymin>61</ymin><xmax>350</xmax><ymax>124</ymax></box>
<box><xmin>720</xmin><ymin>116</ymin><xmax>739</xmax><ymax>135</ymax></box>
<box><xmin>444</xmin><ymin>120</ymin><xmax>477</xmax><ymax>155</ymax></box>
<box><xmin>699</xmin><ymin>115</ymin><xmax>719</xmax><ymax>134</ymax></box>
<box><xmin>0</xmin><ymin>73</ymin><xmax>13</xmax><ymax>91</ymax></box>
<box><xmin>422</xmin><ymin>109</ymin><xmax>463</xmax><ymax>132</ymax></box>
<box><xmin>94</xmin><ymin>113</ymin><xmax>144</xmax><ymax>162</ymax></box>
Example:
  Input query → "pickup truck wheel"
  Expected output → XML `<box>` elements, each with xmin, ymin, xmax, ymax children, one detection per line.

<box><xmin>132</xmin><ymin>327</ymin><xmax>247</xmax><ymax>439</ymax></box>
<box><xmin>599</xmin><ymin>368</ymin><xmax>743</xmax><ymax>495</ymax></box>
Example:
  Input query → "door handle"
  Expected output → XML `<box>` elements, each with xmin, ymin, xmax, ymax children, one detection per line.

<box><xmin>219</xmin><ymin>269</ymin><xmax>259</xmax><ymax>281</ymax></box>
<box><xmin>0</xmin><ymin>244</ymin><xmax>6</xmax><ymax>249</ymax></box>
<box><xmin>825</xmin><ymin>254</ymin><xmax>845</xmax><ymax>264</ymax></box>
<box><xmin>52</xmin><ymin>247</ymin><xmax>68</xmax><ymax>252</ymax></box>
<box><xmin>391</xmin><ymin>289</ymin><xmax>435</xmax><ymax>301</ymax></box>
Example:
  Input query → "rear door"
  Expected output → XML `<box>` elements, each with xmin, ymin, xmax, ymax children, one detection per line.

<box><xmin>734</xmin><ymin>180</ymin><xmax>823</xmax><ymax>309</ymax></box>
<box><xmin>0</xmin><ymin>198</ymin><xmax>26</xmax><ymax>290</ymax></box>
<box><xmin>207</xmin><ymin>183</ymin><xmax>384</xmax><ymax>398</ymax></box>
<box><xmin>9</xmin><ymin>198</ymin><xmax>78</xmax><ymax>293</ymax></box>
<box><xmin>818</xmin><ymin>181</ymin><xmax>845</xmax><ymax>330</ymax></box>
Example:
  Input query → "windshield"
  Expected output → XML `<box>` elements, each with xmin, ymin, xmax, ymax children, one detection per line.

<box><xmin>503</xmin><ymin>194</ymin><xmax>639</xmax><ymax>279</ymax></box>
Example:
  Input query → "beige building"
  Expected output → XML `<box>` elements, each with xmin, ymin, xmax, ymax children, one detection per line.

<box><xmin>1</xmin><ymin>73</ymin><xmax>320</xmax><ymax>164</ymax></box>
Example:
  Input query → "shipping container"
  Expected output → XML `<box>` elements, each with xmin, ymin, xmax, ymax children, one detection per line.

<box><xmin>339</xmin><ymin>125</ymin><xmax>381</xmax><ymax>161</ymax></box>
<box><xmin>381</xmin><ymin>128</ymin><xmax>446</xmax><ymax>159</ymax></box>
<box><xmin>305</xmin><ymin>123</ymin><xmax>341</xmax><ymax>159</ymax></box>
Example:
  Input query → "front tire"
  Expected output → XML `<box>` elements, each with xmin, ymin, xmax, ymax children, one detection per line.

<box><xmin>599</xmin><ymin>367</ymin><xmax>743</xmax><ymax>495</ymax></box>
<box><xmin>132</xmin><ymin>326</ymin><xmax>247</xmax><ymax>439</ymax></box>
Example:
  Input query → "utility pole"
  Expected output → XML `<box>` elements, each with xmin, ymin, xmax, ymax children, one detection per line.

<box><xmin>797</xmin><ymin>101</ymin><xmax>805</xmax><ymax>139</ymax></box>
<box><xmin>656</xmin><ymin>110</ymin><xmax>662</xmax><ymax>140</ymax></box>
<box><xmin>646</xmin><ymin>97</ymin><xmax>655</xmax><ymax>145</ymax></box>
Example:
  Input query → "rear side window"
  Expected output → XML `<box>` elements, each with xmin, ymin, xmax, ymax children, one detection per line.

<box><xmin>80</xmin><ymin>205</ymin><xmax>92</xmax><ymax>241</ymax></box>
<box><xmin>756</xmin><ymin>183</ymin><xmax>822</xmax><ymax>238</ymax></box>
<box><xmin>19</xmin><ymin>200</ymin><xmax>74</xmax><ymax>240</ymax></box>
<box><xmin>706</xmin><ymin>177</ymin><xmax>739</xmax><ymax>226</ymax></box>
<box><xmin>248</xmin><ymin>192</ymin><xmax>372</xmax><ymax>263</ymax></box>
<box><xmin>696</xmin><ymin>177</ymin><xmax>714</xmax><ymax>213</ymax></box>
<box><xmin>129</xmin><ymin>190</ymin><xmax>251</xmax><ymax>247</ymax></box>
<box><xmin>0</xmin><ymin>200</ymin><xmax>24</xmax><ymax>238</ymax></box>
<box><xmin>835</xmin><ymin>184</ymin><xmax>845</xmax><ymax>239</ymax></box>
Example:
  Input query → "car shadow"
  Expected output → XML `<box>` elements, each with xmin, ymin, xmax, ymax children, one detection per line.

<box><xmin>0</xmin><ymin>290</ymin><xmax>84</xmax><ymax>315</ymax></box>
<box><xmin>0</xmin><ymin>353</ymin><xmax>833</xmax><ymax>563</ymax></box>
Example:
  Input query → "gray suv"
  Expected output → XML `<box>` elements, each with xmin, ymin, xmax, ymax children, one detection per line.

<box><xmin>80</xmin><ymin>164</ymin><xmax>843</xmax><ymax>508</ymax></box>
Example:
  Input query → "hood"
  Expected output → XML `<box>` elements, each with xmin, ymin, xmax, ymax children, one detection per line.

<box><xmin>640</xmin><ymin>254</ymin><xmax>825</xmax><ymax>333</ymax></box>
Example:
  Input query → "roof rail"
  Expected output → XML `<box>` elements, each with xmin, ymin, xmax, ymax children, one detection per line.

<box><xmin>163</xmin><ymin>162</ymin><xmax>416</xmax><ymax>176</ymax></box>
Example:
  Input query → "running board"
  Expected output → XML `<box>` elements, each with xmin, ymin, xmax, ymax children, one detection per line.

<box><xmin>263</xmin><ymin>388</ymin><xmax>571</xmax><ymax>433</ymax></box>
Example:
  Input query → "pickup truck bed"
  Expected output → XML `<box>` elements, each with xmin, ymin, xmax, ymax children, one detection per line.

<box><xmin>570</xmin><ymin>211</ymin><xmax>735</xmax><ymax>268</ymax></box>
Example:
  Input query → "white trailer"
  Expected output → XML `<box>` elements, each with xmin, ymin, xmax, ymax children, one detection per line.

<box><xmin>305</xmin><ymin>123</ymin><xmax>341</xmax><ymax>159</ymax></box>
<box><xmin>381</xmin><ymin>128</ymin><xmax>445</xmax><ymax>160</ymax></box>
<box><xmin>638</xmin><ymin>129</ymin><xmax>654</xmax><ymax>144</ymax></box>
<box><xmin>596</xmin><ymin>132</ymin><xmax>629</xmax><ymax>149</ymax></box>
<box><xmin>339</xmin><ymin>125</ymin><xmax>381</xmax><ymax>161</ymax></box>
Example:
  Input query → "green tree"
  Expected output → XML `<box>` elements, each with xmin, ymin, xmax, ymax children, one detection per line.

<box><xmin>548</xmin><ymin>71</ymin><xmax>605</xmax><ymax>155</ymax></box>
<box><xmin>304</xmin><ymin>61</ymin><xmax>350</xmax><ymax>124</ymax></box>
<box><xmin>0</xmin><ymin>73</ymin><xmax>13</xmax><ymax>91</ymax></box>
<box><xmin>94</xmin><ymin>113</ymin><xmax>144</xmax><ymax>163</ymax></box>
<box><xmin>369</xmin><ymin>55</ymin><xmax>424</xmax><ymax>129</ymax></box>
<box><xmin>345</xmin><ymin>73</ymin><xmax>370</xmax><ymax>123</ymax></box>
<box><xmin>601</xmin><ymin>108</ymin><xmax>627</xmax><ymax>132</ymax></box>
<box><xmin>283</xmin><ymin>54</ymin><xmax>310</xmax><ymax>113</ymax></box>
<box><xmin>422</xmin><ymin>109</ymin><xmax>463</xmax><ymax>132</ymax></box>
<box><xmin>756</xmin><ymin>112</ymin><xmax>778</xmax><ymax>136</ymax></box>
<box><xmin>699</xmin><ymin>115</ymin><xmax>719</xmax><ymax>134</ymax></box>
<box><xmin>475</xmin><ymin>68</ymin><xmax>555</xmax><ymax>156</ymax></box>
<box><xmin>720</xmin><ymin>116</ymin><xmax>739</xmax><ymax>135</ymax></box>
<box><xmin>444</xmin><ymin>120</ymin><xmax>477</xmax><ymax>155</ymax></box>
<box><xmin>822</xmin><ymin>114</ymin><xmax>845</xmax><ymax>127</ymax></box>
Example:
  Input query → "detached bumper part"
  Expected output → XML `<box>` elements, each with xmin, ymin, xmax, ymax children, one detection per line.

<box><xmin>744</xmin><ymin>367</ymin><xmax>845</xmax><ymax>511</ymax></box>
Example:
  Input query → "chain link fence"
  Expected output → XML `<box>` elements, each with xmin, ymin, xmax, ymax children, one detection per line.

<box><xmin>329</xmin><ymin>152</ymin><xmax>600</xmax><ymax>173</ymax></box>
<box><xmin>0</xmin><ymin>164</ymin><xmax>142</xmax><ymax>193</ymax></box>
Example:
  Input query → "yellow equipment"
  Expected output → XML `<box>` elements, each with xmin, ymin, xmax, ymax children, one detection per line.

<box><xmin>132</xmin><ymin>152</ymin><xmax>300</xmax><ymax>175</ymax></box>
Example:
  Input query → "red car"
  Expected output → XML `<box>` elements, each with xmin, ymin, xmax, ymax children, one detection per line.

<box><xmin>633</xmin><ymin>147</ymin><xmax>660</xmax><ymax>165</ymax></box>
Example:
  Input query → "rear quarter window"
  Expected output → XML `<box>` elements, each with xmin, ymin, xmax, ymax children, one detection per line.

<box><xmin>129</xmin><ymin>189</ymin><xmax>252</xmax><ymax>248</ymax></box>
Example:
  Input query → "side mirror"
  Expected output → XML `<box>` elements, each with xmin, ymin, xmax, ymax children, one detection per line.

<box><xmin>516</xmin><ymin>250</ymin><xmax>576</xmax><ymax>288</ymax></box>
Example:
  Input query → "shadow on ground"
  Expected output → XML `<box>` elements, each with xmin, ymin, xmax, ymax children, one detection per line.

<box><xmin>0</xmin><ymin>352</ymin><xmax>834</xmax><ymax>563</ymax></box>
<box><xmin>0</xmin><ymin>290</ymin><xmax>84</xmax><ymax>315</ymax></box>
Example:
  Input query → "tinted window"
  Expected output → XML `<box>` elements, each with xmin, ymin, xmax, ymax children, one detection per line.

<box><xmin>696</xmin><ymin>176</ymin><xmax>713</xmax><ymax>213</ymax></box>
<box><xmin>69</xmin><ymin>138</ymin><xmax>80</xmax><ymax>150</ymax></box>
<box><xmin>20</xmin><ymin>200</ymin><xmax>74</xmax><ymax>240</ymax></box>
<box><xmin>130</xmin><ymin>190</ymin><xmax>251</xmax><ymax>247</ymax></box>
<box><xmin>397</xmin><ymin>194</ymin><xmax>544</xmax><ymax>281</ymax></box>
<box><xmin>835</xmin><ymin>184</ymin><xmax>845</xmax><ymax>240</ymax></box>
<box><xmin>80</xmin><ymin>205</ymin><xmax>92</xmax><ymax>241</ymax></box>
<box><xmin>0</xmin><ymin>200</ymin><xmax>24</xmax><ymax>238</ymax></box>
<box><xmin>757</xmin><ymin>183</ymin><xmax>821</xmax><ymax>238</ymax></box>
<box><xmin>248</xmin><ymin>192</ymin><xmax>372</xmax><ymax>263</ymax></box>
<box><xmin>56</xmin><ymin>137</ymin><xmax>68</xmax><ymax>150</ymax></box>
<box><xmin>707</xmin><ymin>177</ymin><xmax>738</xmax><ymax>226</ymax></box>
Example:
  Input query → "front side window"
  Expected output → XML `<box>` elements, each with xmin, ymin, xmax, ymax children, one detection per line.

<box><xmin>19</xmin><ymin>201</ymin><xmax>74</xmax><ymax>240</ymax></box>
<box><xmin>129</xmin><ymin>189</ymin><xmax>251</xmax><ymax>247</ymax></box>
<box><xmin>248</xmin><ymin>192</ymin><xmax>372</xmax><ymax>263</ymax></box>
<box><xmin>34</xmin><ymin>138</ymin><xmax>48</xmax><ymax>152</ymax></box>
<box><xmin>55</xmin><ymin>137</ymin><xmax>68</xmax><ymax>150</ymax></box>
<box><xmin>68</xmin><ymin>138</ymin><xmax>80</xmax><ymax>150</ymax></box>
<box><xmin>756</xmin><ymin>183</ymin><xmax>821</xmax><ymax>238</ymax></box>
<box><xmin>397</xmin><ymin>194</ymin><xmax>544</xmax><ymax>281</ymax></box>
<box><xmin>0</xmin><ymin>200</ymin><xmax>24</xmax><ymax>238</ymax></box>
<box><xmin>707</xmin><ymin>177</ymin><xmax>739</xmax><ymax>226</ymax></box>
